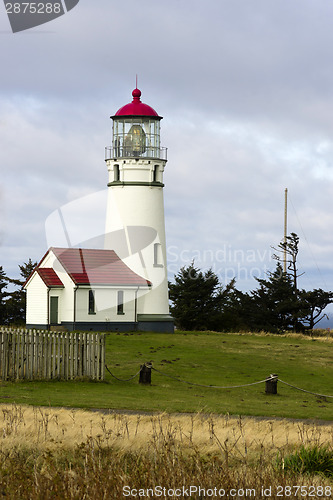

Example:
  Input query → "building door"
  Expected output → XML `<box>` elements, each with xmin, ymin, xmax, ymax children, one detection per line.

<box><xmin>50</xmin><ymin>296</ymin><xmax>59</xmax><ymax>324</ymax></box>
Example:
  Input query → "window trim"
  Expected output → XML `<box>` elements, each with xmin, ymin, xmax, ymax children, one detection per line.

<box><xmin>153</xmin><ymin>242</ymin><xmax>163</xmax><ymax>268</ymax></box>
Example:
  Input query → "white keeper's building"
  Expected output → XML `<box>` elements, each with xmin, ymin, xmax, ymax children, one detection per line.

<box><xmin>24</xmin><ymin>88</ymin><xmax>174</xmax><ymax>333</ymax></box>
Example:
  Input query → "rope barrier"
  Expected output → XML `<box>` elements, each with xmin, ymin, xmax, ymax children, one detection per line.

<box><xmin>151</xmin><ymin>366</ymin><xmax>270</xmax><ymax>389</ymax></box>
<box><xmin>105</xmin><ymin>362</ymin><xmax>333</xmax><ymax>400</ymax></box>
<box><xmin>105</xmin><ymin>364</ymin><xmax>142</xmax><ymax>382</ymax></box>
<box><xmin>278</xmin><ymin>378</ymin><xmax>333</xmax><ymax>399</ymax></box>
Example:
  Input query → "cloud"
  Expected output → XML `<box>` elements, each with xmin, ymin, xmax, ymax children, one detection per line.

<box><xmin>0</xmin><ymin>0</ymin><xmax>332</xmax><ymax>332</ymax></box>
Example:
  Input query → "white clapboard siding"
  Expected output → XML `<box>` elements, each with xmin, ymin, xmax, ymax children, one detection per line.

<box><xmin>25</xmin><ymin>273</ymin><xmax>48</xmax><ymax>326</ymax></box>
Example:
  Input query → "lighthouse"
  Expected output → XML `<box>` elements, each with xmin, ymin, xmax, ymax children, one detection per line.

<box><xmin>25</xmin><ymin>87</ymin><xmax>174</xmax><ymax>333</ymax></box>
<box><xmin>104</xmin><ymin>87</ymin><xmax>174</xmax><ymax>333</ymax></box>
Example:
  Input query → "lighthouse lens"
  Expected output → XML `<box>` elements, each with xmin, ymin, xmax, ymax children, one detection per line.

<box><xmin>124</xmin><ymin>125</ymin><xmax>146</xmax><ymax>156</ymax></box>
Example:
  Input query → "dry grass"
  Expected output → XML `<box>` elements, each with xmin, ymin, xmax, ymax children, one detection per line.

<box><xmin>0</xmin><ymin>404</ymin><xmax>332</xmax><ymax>498</ymax></box>
<box><xmin>1</xmin><ymin>404</ymin><xmax>332</xmax><ymax>457</ymax></box>
<box><xmin>228</xmin><ymin>330</ymin><xmax>333</xmax><ymax>342</ymax></box>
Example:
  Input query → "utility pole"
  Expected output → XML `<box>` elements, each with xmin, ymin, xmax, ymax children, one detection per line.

<box><xmin>284</xmin><ymin>188</ymin><xmax>288</xmax><ymax>274</ymax></box>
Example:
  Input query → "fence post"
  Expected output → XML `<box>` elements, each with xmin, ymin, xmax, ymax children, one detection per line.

<box><xmin>100</xmin><ymin>334</ymin><xmax>105</xmax><ymax>381</ymax></box>
<box><xmin>2</xmin><ymin>332</ymin><xmax>8</xmax><ymax>380</ymax></box>
<box><xmin>139</xmin><ymin>363</ymin><xmax>152</xmax><ymax>385</ymax></box>
<box><xmin>265</xmin><ymin>374</ymin><xmax>278</xmax><ymax>394</ymax></box>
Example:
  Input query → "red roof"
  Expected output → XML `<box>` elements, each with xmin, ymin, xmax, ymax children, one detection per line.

<box><xmin>37</xmin><ymin>268</ymin><xmax>64</xmax><ymax>288</ymax></box>
<box><xmin>51</xmin><ymin>247</ymin><xmax>150</xmax><ymax>287</ymax></box>
<box><xmin>113</xmin><ymin>88</ymin><xmax>161</xmax><ymax>119</ymax></box>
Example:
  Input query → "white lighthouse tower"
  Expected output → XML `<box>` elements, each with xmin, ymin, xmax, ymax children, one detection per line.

<box><xmin>104</xmin><ymin>87</ymin><xmax>174</xmax><ymax>333</ymax></box>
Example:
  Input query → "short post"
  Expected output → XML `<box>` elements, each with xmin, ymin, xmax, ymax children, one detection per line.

<box><xmin>139</xmin><ymin>363</ymin><xmax>152</xmax><ymax>385</ymax></box>
<box><xmin>265</xmin><ymin>374</ymin><xmax>278</xmax><ymax>395</ymax></box>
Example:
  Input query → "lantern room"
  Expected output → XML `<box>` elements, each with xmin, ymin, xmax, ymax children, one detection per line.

<box><xmin>105</xmin><ymin>88</ymin><xmax>167</xmax><ymax>161</ymax></box>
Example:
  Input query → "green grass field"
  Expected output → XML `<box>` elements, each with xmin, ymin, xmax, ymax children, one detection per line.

<box><xmin>1</xmin><ymin>331</ymin><xmax>333</xmax><ymax>420</ymax></box>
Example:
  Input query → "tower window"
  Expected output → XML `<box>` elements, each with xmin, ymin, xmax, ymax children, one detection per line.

<box><xmin>88</xmin><ymin>290</ymin><xmax>95</xmax><ymax>315</ymax></box>
<box><xmin>117</xmin><ymin>290</ymin><xmax>124</xmax><ymax>315</ymax></box>
<box><xmin>154</xmin><ymin>243</ymin><xmax>163</xmax><ymax>268</ymax></box>
<box><xmin>153</xmin><ymin>165</ymin><xmax>159</xmax><ymax>182</ymax></box>
<box><xmin>114</xmin><ymin>165</ymin><xmax>120</xmax><ymax>182</ymax></box>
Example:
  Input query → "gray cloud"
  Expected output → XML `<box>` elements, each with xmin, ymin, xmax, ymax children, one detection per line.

<box><xmin>1</xmin><ymin>0</ymin><xmax>333</xmax><ymax>323</ymax></box>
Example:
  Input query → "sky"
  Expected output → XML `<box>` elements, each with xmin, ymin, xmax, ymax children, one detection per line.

<box><xmin>1</xmin><ymin>0</ymin><xmax>333</xmax><ymax>326</ymax></box>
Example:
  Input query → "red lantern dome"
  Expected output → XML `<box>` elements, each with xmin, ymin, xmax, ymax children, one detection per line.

<box><xmin>112</xmin><ymin>88</ymin><xmax>162</xmax><ymax>119</ymax></box>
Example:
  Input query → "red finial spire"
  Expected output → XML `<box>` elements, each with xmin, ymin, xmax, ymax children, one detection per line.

<box><xmin>132</xmin><ymin>74</ymin><xmax>141</xmax><ymax>100</ymax></box>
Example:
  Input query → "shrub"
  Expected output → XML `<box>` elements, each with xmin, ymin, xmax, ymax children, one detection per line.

<box><xmin>279</xmin><ymin>445</ymin><xmax>333</xmax><ymax>478</ymax></box>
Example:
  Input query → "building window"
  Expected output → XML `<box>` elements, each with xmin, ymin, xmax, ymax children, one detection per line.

<box><xmin>117</xmin><ymin>290</ymin><xmax>124</xmax><ymax>315</ymax></box>
<box><xmin>88</xmin><ymin>290</ymin><xmax>95</xmax><ymax>315</ymax></box>
<box><xmin>114</xmin><ymin>164</ymin><xmax>120</xmax><ymax>182</ymax></box>
<box><xmin>154</xmin><ymin>243</ymin><xmax>163</xmax><ymax>268</ymax></box>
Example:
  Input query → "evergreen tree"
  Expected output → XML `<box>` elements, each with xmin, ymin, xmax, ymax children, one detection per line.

<box><xmin>247</xmin><ymin>234</ymin><xmax>333</xmax><ymax>332</ymax></box>
<box><xmin>169</xmin><ymin>233</ymin><xmax>333</xmax><ymax>333</ymax></box>
<box><xmin>6</xmin><ymin>259</ymin><xmax>37</xmax><ymax>325</ymax></box>
<box><xmin>169</xmin><ymin>262</ymin><xmax>235</xmax><ymax>331</ymax></box>
<box><xmin>220</xmin><ymin>288</ymin><xmax>254</xmax><ymax>332</ymax></box>
<box><xmin>249</xmin><ymin>262</ymin><xmax>299</xmax><ymax>332</ymax></box>
<box><xmin>0</xmin><ymin>266</ymin><xmax>9</xmax><ymax>325</ymax></box>
<box><xmin>297</xmin><ymin>288</ymin><xmax>333</xmax><ymax>329</ymax></box>
<box><xmin>272</xmin><ymin>232</ymin><xmax>304</xmax><ymax>292</ymax></box>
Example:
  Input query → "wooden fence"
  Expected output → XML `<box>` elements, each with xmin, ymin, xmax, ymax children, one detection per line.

<box><xmin>0</xmin><ymin>328</ymin><xmax>105</xmax><ymax>381</ymax></box>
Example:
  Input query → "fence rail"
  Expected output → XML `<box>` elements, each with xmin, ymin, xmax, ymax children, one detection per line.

<box><xmin>0</xmin><ymin>328</ymin><xmax>105</xmax><ymax>381</ymax></box>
